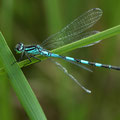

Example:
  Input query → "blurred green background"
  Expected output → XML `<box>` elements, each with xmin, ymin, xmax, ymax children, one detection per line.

<box><xmin>0</xmin><ymin>0</ymin><xmax>120</xmax><ymax>120</ymax></box>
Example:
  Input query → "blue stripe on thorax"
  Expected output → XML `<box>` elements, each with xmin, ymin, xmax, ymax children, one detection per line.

<box><xmin>26</xmin><ymin>49</ymin><xmax>40</xmax><ymax>54</ymax></box>
<box><xmin>25</xmin><ymin>47</ymin><xmax>36</xmax><ymax>51</ymax></box>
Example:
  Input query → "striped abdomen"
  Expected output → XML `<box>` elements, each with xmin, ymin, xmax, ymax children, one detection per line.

<box><xmin>49</xmin><ymin>52</ymin><xmax>120</xmax><ymax>71</ymax></box>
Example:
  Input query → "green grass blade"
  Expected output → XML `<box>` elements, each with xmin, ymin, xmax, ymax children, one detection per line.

<box><xmin>0</xmin><ymin>65</ymin><xmax>13</xmax><ymax>120</ymax></box>
<box><xmin>18</xmin><ymin>24</ymin><xmax>120</xmax><ymax>67</ymax></box>
<box><xmin>0</xmin><ymin>32</ymin><xmax>47</xmax><ymax>120</ymax></box>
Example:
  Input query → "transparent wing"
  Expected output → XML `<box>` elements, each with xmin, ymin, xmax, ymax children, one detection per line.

<box><xmin>79</xmin><ymin>31</ymin><xmax>101</xmax><ymax>48</ymax></box>
<box><xmin>44</xmin><ymin>31</ymin><xmax>101</xmax><ymax>49</ymax></box>
<box><xmin>41</xmin><ymin>8</ymin><xmax>102</xmax><ymax>49</ymax></box>
<box><xmin>50</xmin><ymin>59</ymin><xmax>91</xmax><ymax>93</ymax></box>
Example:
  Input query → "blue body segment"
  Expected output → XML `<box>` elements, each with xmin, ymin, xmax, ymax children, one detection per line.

<box><xmin>95</xmin><ymin>63</ymin><xmax>102</xmax><ymax>67</ymax></box>
<box><xmin>50</xmin><ymin>53</ymin><xmax>60</xmax><ymax>57</ymax></box>
<box><xmin>65</xmin><ymin>57</ymin><xmax>75</xmax><ymax>61</ymax></box>
<box><xmin>81</xmin><ymin>60</ymin><xmax>89</xmax><ymax>65</ymax></box>
<box><xmin>109</xmin><ymin>65</ymin><xmax>112</xmax><ymax>69</ymax></box>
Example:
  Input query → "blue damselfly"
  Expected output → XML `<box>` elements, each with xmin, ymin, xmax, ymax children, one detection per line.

<box><xmin>15</xmin><ymin>8</ymin><xmax>120</xmax><ymax>93</ymax></box>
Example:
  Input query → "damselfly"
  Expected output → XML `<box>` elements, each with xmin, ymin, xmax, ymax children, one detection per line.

<box><xmin>15</xmin><ymin>8</ymin><xmax>120</xmax><ymax>93</ymax></box>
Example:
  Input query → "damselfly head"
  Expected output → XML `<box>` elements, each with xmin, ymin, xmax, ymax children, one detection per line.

<box><xmin>15</xmin><ymin>43</ymin><xmax>24</xmax><ymax>53</ymax></box>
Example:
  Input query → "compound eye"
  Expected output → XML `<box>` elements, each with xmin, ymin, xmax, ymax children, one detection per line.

<box><xmin>15</xmin><ymin>43</ymin><xmax>24</xmax><ymax>51</ymax></box>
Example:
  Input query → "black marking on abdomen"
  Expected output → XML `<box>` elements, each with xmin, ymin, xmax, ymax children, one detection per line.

<box><xmin>74</xmin><ymin>58</ymin><xmax>80</xmax><ymax>62</ymax></box>
<box><xmin>88</xmin><ymin>61</ymin><xmax>96</xmax><ymax>66</ymax></box>
<box><xmin>59</xmin><ymin>55</ymin><xmax>66</xmax><ymax>59</ymax></box>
